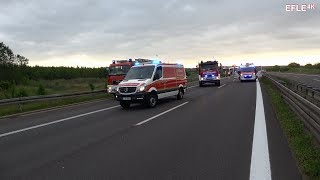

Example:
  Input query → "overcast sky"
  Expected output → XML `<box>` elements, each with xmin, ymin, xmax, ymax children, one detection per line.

<box><xmin>0</xmin><ymin>0</ymin><xmax>319</xmax><ymax>67</ymax></box>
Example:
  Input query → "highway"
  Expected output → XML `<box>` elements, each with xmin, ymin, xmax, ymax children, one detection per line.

<box><xmin>267</xmin><ymin>72</ymin><xmax>320</xmax><ymax>89</ymax></box>
<box><xmin>0</xmin><ymin>77</ymin><xmax>301</xmax><ymax>180</ymax></box>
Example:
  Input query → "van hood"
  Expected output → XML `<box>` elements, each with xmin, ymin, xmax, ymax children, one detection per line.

<box><xmin>119</xmin><ymin>79</ymin><xmax>152</xmax><ymax>87</ymax></box>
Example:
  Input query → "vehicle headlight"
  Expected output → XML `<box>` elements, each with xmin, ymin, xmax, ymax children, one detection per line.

<box><xmin>116</xmin><ymin>86</ymin><xmax>120</xmax><ymax>92</ymax></box>
<box><xmin>201</xmin><ymin>77</ymin><xmax>204</xmax><ymax>80</ymax></box>
<box><xmin>138</xmin><ymin>86</ymin><xmax>146</xmax><ymax>92</ymax></box>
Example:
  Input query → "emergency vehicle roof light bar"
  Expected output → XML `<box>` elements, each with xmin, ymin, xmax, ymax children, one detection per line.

<box><xmin>112</xmin><ymin>59</ymin><xmax>133</xmax><ymax>64</ymax></box>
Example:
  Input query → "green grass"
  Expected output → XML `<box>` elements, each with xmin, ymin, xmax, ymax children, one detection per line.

<box><xmin>0</xmin><ymin>78</ymin><xmax>107</xmax><ymax>100</ymax></box>
<box><xmin>260</xmin><ymin>76</ymin><xmax>320</xmax><ymax>179</ymax></box>
<box><xmin>0</xmin><ymin>93</ymin><xmax>112</xmax><ymax>118</ymax></box>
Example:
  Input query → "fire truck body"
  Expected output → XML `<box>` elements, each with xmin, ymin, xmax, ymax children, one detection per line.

<box><xmin>198</xmin><ymin>61</ymin><xmax>221</xmax><ymax>87</ymax></box>
<box><xmin>107</xmin><ymin>59</ymin><xmax>134</xmax><ymax>94</ymax></box>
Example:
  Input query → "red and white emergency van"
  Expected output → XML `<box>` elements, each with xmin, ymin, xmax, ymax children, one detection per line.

<box><xmin>115</xmin><ymin>59</ymin><xmax>187</xmax><ymax>109</ymax></box>
<box><xmin>238</xmin><ymin>63</ymin><xmax>257</xmax><ymax>82</ymax></box>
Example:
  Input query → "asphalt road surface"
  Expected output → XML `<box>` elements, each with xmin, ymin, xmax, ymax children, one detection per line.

<box><xmin>267</xmin><ymin>72</ymin><xmax>320</xmax><ymax>89</ymax></box>
<box><xmin>0</xmin><ymin>77</ymin><xmax>301</xmax><ymax>180</ymax></box>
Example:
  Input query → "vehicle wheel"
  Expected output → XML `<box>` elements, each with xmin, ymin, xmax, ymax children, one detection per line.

<box><xmin>199</xmin><ymin>82</ymin><xmax>203</xmax><ymax>87</ymax></box>
<box><xmin>145</xmin><ymin>93</ymin><xmax>157</xmax><ymax>108</ymax></box>
<box><xmin>177</xmin><ymin>88</ymin><xmax>184</xmax><ymax>100</ymax></box>
<box><xmin>216</xmin><ymin>82</ymin><xmax>221</xmax><ymax>86</ymax></box>
<box><xmin>120</xmin><ymin>101</ymin><xmax>130</xmax><ymax>109</ymax></box>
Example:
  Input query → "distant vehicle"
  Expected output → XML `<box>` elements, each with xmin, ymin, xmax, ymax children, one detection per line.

<box><xmin>198</xmin><ymin>60</ymin><xmax>220</xmax><ymax>87</ymax></box>
<box><xmin>238</xmin><ymin>63</ymin><xmax>257</xmax><ymax>82</ymax></box>
<box><xmin>107</xmin><ymin>59</ymin><xmax>135</xmax><ymax>94</ymax></box>
<box><xmin>115</xmin><ymin>59</ymin><xmax>187</xmax><ymax>109</ymax></box>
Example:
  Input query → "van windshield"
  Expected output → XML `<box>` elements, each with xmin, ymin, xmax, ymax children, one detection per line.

<box><xmin>124</xmin><ymin>66</ymin><xmax>155</xmax><ymax>80</ymax></box>
<box><xmin>240</xmin><ymin>67</ymin><xmax>255</xmax><ymax>72</ymax></box>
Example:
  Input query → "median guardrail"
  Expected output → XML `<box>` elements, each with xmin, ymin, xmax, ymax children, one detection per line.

<box><xmin>264</xmin><ymin>74</ymin><xmax>320</xmax><ymax>142</ymax></box>
<box><xmin>0</xmin><ymin>90</ymin><xmax>106</xmax><ymax>106</ymax></box>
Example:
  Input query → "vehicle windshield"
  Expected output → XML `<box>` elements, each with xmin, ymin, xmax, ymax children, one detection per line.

<box><xmin>200</xmin><ymin>64</ymin><xmax>218</xmax><ymax>71</ymax></box>
<box><xmin>124</xmin><ymin>66</ymin><xmax>155</xmax><ymax>80</ymax></box>
<box><xmin>240</xmin><ymin>67</ymin><xmax>255</xmax><ymax>72</ymax></box>
<box><xmin>109</xmin><ymin>65</ymin><xmax>131</xmax><ymax>75</ymax></box>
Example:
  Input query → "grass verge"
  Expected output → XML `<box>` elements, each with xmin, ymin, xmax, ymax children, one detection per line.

<box><xmin>260</xmin><ymin>76</ymin><xmax>320</xmax><ymax>179</ymax></box>
<box><xmin>0</xmin><ymin>93</ymin><xmax>112</xmax><ymax>118</ymax></box>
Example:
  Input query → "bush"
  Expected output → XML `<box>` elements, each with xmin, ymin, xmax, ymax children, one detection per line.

<box><xmin>313</xmin><ymin>63</ymin><xmax>320</xmax><ymax>69</ymax></box>
<box><xmin>37</xmin><ymin>84</ymin><xmax>46</xmax><ymax>95</ymax></box>
<box><xmin>0</xmin><ymin>81</ymin><xmax>10</xmax><ymax>91</ymax></box>
<box><xmin>304</xmin><ymin>63</ymin><xmax>313</xmax><ymax>68</ymax></box>
<box><xmin>288</xmin><ymin>62</ymin><xmax>300</xmax><ymax>68</ymax></box>
<box><xmin>16</xmin><ymin>88</ymin><xmax>28</xmax><ymax>97</ymax></box>
<box><xmin>89</xmin><ymin>83</ymin><xmax>95</xmax><ymax>92</ymax></box>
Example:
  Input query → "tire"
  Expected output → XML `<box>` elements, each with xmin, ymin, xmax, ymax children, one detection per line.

<box><xmin>145</xmin><ymin>93</ymin><xmax>157</xmax><ymax>108</ymax></box>
<box><xmin>177</xmin><ymin>88</ymin><xmax>184</xmax><ymax>100</ymax></box>
<box><xmin>120</xmin><ymin>101</ymin><xmax>130</xmax><ymax>109</ymax></box>
<box><xmin>216</xmin><ymin>81</ymin><xmax>220</xmax><ymax>86</ymax></box>
<box><xmin>199</xmin><ymin>82</ymin><xmax>203</xmax><ymax>87</ymax></box>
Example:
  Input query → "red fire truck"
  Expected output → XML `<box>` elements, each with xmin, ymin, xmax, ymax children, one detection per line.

<box><xmin>107</xmin><ymin>59</ymin><xmax>135</xmax><ymax>94</ymax></box>
<box><xmin>198</xmin><ymin>60</ymin><xmax>221</xmax><ymax>87</ymax></box>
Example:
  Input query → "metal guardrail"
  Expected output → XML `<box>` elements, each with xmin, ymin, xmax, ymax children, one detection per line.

<box><xmin>0</xmin><ymin>80</ymin><xmax>201</xmax><ymax>106</ymax></box>
<box><xmin>264</xmin><ymin>74</ymin><xmax>320</xmax><ymax>142</ymax></box>
<box><xmin>0</xmin><ymin>90</ymin><xmax>106</xmax><ymax>106</ymax></box>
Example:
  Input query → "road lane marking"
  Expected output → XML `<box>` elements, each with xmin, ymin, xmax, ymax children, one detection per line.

<box><xmin>313</xmin><ymin>79</ymin><xmax>320</xmax><ymax>82</ymax></box>
<box><xmin>187</xmin><ymin>85</ymin><xmax>198</xmax><ymax>89</ymax></box>
<box><xmin>0</xmin><ymin>105</ymin><xmax>120</xmax><ymax>138</ymax></box>
<box><xmin>250</xmin><ymin>80</ymin><xmax>271</xmax><ymax>180</ymax></box>
<box><xmin>218</xmin><ymin>84</ymin><xmax>226</xmax><ymax>88</ymax></box>
<box><xmin>135</xmin><ymin>102</ymin><xmax>189</xmax><ymax>126</ymax></box>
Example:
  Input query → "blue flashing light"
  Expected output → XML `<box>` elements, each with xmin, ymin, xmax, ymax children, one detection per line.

<box><xmin>152</xmin><ymin>60</ymin><xmax>161</xmax><ymax>64</ymax></box>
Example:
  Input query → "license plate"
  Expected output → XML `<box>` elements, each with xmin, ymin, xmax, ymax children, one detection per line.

<box><xmin>122</xmin><ymin>97</ymin><xmax>131</xmax><ymax>100</ymax></box>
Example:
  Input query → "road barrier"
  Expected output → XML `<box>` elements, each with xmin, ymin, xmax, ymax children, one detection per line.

<box><xmin>0</xmin><ymin>90</ymin><xmax>106</xmax><ymax>106</ymax></box>
<box><xmin>264</xmin><ymin>74</ymin><xmax>320</xmax><ymax>142</ymax></box>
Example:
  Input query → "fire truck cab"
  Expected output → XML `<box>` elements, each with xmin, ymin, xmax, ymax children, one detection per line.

<box><xmin>198</xmin><ymin>60</ymin><xmax>221</xmax><ymax>87</ymax></box>
<box><xmin>115</xmin><ymin>59</ymin><xmax>187</xmax><ymax>109</ymax></box>
<box><xmin>107</xmin><ymin>59</ymin><xmax>135</xmax><ymax>94</ymax></box>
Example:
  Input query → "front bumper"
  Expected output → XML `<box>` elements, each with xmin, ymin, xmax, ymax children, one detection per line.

<box><xmin>115</xmin><ymin>92</ymin><xmax>147</xmax><ymax>102</ymax></box>
<box><xmin>199</xmin><ymin>78</ymin><xmax>220</xmax><ymax>83</ymax></box>
<box><xmin>240</xmin><ymin>75</ymin><xmax>257</xmax><ymax>81</ymax></box>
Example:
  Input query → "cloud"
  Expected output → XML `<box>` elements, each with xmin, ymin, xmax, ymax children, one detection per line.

<box><xmin>0</xmin><ymin>0</ymin><xmax>319</xmax><ymax>67</ymax></box>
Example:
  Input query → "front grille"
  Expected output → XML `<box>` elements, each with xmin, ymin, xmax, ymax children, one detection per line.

<box><xmin>119</xmin><ymin>87</ymin><xmax>136</xmax><ymax>93</ymax></box>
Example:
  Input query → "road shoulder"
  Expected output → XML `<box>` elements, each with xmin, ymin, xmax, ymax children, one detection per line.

<box><xmin>260</xmin><ymin>81</ymin><xmax>302</xmax><ymax>180</ymax></box>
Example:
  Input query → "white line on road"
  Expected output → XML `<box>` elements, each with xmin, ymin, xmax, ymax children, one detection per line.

<box><xmin>187</xmin><ymin>85</ymin><xmax>198</xmax><ymax>89</ymax></box>
<box><xmin>135</xmin><ymin>102</ymin><xmax>189</xmax><ymax>126</ymax></box>
<box><xmin>250</xmin><ymin>80</ymin><xmax>271</xmax><ymax>180</ymax></box>
<box><xmin>313</xmin><ymin>79</ymin><xmax>320</xmax><ymax>82</ymax></box>
<box><xmin>218</xmin><ymin>84</ymin><xmax>226</xmax><ymax>88</ymax></box>
<box><xmin>0</xmin><ymin>105</ymin><xmax>120</xmax><ymax>138</ymax></box>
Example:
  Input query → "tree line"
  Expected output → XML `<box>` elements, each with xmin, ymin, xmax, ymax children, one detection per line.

<box><xmin>0</xmin><ymin>42</ymin><xmax>107</xmax><ymax>84</ymax></box>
